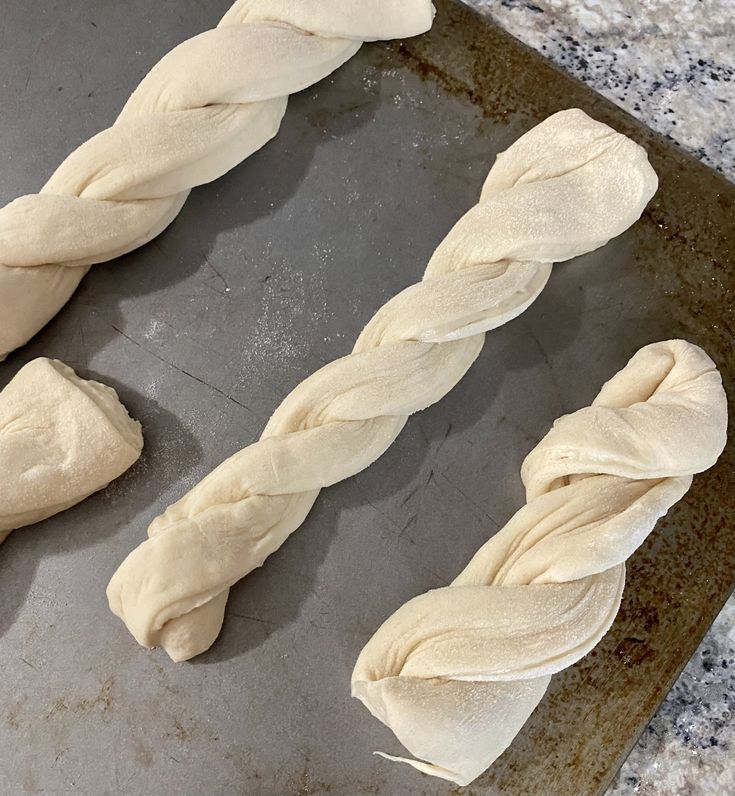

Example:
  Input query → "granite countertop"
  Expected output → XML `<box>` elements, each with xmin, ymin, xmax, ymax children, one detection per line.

<box><xmin>467</xmin><ymin>0</ymin><xmax>734</xmax><ymax>180</ymax></box>
<box><xmin>463</xmin><ymin>1</ymin><xmax>734</xmax><ymax>793</ymax></box>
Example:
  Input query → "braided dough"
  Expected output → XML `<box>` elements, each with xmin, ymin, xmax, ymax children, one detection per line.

<box><xmin>0</xmin><ymin>0</ymin><xmax>435</xmax><ymax>360</ymax></box>
<box><xmin>0</xmin><ymin>359</ymin><xmax>143</xmax><ymax>542</ymax></box>
<box><xmin>352</xmin><ymin>339</ymin><xmax>727</xmax><ymax>786</ymax></box>
<box><xmin>107</xmin><ymin>109</ymin><xmax>658</xmax><ymax>661</ymax></box>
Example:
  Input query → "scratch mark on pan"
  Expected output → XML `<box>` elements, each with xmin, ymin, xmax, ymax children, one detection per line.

<box><xmin>524</xmin><ymin>320</ymin><xmax>564</xmax><ymax>411</ymax></box>
<box><xmin>201</xmin><ymin>248</ymin><xmax>230</xmax><ymax>295</ymax></box>
<box><xmin>24</xmin><ymin>29</ymin><xmax>55</xmax><ymax>91</ymax></box>
<box><xmin>52</xmin><ymin>748</ymin><xmax>68</xmax><ymax>768</ymax></box>
<box><xmin>352</xmin><ymin>484</ymin><xmax>401</xmax><ymax>531</ymax></box>
<box><xmin>78</xmin><ymin>318</ymin><xmax>87</xmax><ymax>360</ymax></box>
<box><xmin>195</xmin><ymin>275</ymin><xmax>228</xmax><ymax>299</ymax></box>
<box><xmin>398</xmin><ymin>513</ymin><xmax>418</xmax><ymax>539</ymax></box>
<box><xmin>228</xmin><ymin>612</ymin><xmax>275</xmax><ymax>627</ymax></box>
<box><xmin>400</xmin><ymin>482</ymin><xmax>420</xmax><ymax>506</ymax></box>
<box><xmin>437</xmin><ymin>469</ymin><xmax>502</xmax><ymax>529</ymax></box>
<box><xmin>110</xmin><ymin>324</ymin><xmax>260</xmax><ymax>420</ymax></box>
<box><xmin>436</xmin><ymin>421</ymin><xmax>453</xmax><ymax>456</ymax></box>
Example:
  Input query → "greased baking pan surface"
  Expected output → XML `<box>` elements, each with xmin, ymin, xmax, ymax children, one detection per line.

<box><xmin>0</xmin><ymin>2</ymin><xmax>733</xmax><ymax>794</ymax></box>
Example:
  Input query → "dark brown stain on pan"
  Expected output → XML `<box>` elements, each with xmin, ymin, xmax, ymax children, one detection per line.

<box><xmin>376</xmin><ymin>2</ymin><xmax>735</xmax><ymax>795</ymax></box>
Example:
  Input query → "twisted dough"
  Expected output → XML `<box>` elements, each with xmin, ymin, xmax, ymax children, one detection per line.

<box><xmin>0</xmin><ymin>358</ymin><xmax>143</xmax><ymax>542</ymax></box>
<box><xmin>107</xmin><ymin>109</ymin><xmax>658</xmax><ymax>662</ymax></box>
<box><xmin>352</xmin><ymin>339</ymin><xmax>727</xmax><ymax>786</ymax></box>
<box><xmin>0</xmin><ymin>0</ymin><xmax>435</xmax><ymax>360</ymax></box>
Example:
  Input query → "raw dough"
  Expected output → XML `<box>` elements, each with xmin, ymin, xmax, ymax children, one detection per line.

<box><xmin>0</xmin><ymin>358</ymin><xmax>143</xmax><ymax>542</ymax></box>
<box><xmin>352</xmin><ymin>339</ymin><xmax>727</xmax><ymax>785</ymax></box>
<box><xmin>107</xmin><ymin>109</ymin><xmax>659</xmax><ymax>662</ymax></box>
<box><xmin>0</xmin><ymin>0</ymin><xmax>435</xmax><ymax>360</ymax></box>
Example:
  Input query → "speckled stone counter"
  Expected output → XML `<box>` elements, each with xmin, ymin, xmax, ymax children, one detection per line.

<box><xmin>463</xmin><ymin>1</ymin><xmax>735</xmax><ymax>793</ymax></box>
<box><xmin>466</xmin><ymin>0</ymin><xmax>734</xmax><ymax>180</ymax></box>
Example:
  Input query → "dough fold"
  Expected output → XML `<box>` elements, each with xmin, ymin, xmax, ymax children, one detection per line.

<box><xmin>107</xmin><ymin>109</ymin><xmax>659</xmax><ymax>662</ymax></box>
<box><xmin>352</xmin><ymin>339</ymin><xmax>727</xmax><ymax>785</ymax></box>
<box><xmin>0</xmin><ymin>359</ymin><xmax>143</xmax><ymax>542</ymax></box>
<box><xmin>0</xmin><ymin>0</ymin><xmax>435</xmax><ymax>359</ymax></box>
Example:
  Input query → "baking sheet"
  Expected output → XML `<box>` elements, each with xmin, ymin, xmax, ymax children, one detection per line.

<box><xmin>1</xmin><ymin>1</ymin><xmax>733</xmax><ymax>794</ymax></box>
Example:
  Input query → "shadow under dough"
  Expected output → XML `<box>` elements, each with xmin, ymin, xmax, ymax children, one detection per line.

<box><xmin>196</xmin><ymin>250</ymin><xmax>596</xmax><ymax>665</ymax></box>
<box><xmin>0</xmin><ymin>65</ymin><xmax>387</xmax><ymax>653</ymax></box>
<box><xmin>0</xmin><ymin>379</ymin><xmax>202</xmax><ymax>643</ymax></box>
<box><xmin>8</xmin><ymin>60</ymin><xmax>385</xmax><ymax>372</ymax></box>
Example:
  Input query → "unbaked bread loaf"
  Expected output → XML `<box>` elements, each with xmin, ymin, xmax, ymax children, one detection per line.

<box><xmin>107</xmin><ymin>109</ymin><xmax>659</xmax><ymax>662</ymax></box>
<box><xmin>352</xmin><ymin>339</ymin><xmax>727</xmax><ymax>785</ymax></box>
<box><xmin>0</xmin><ymin>0</ymin><xmax>435</xmax><ymax>359</ymax></box>
<box><xmin>0</xmin><ymin>359</ymin><xmax>143</xmax><ymax>542</ymax></box>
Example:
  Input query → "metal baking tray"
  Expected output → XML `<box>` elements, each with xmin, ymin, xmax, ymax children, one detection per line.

<box><xmin>1</xmin><ymin>1</ymin><xmax>733</xmax><ymax>794</ymax></box>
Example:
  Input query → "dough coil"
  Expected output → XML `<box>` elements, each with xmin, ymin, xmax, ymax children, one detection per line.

<box><xmin>352</xmin><ymin>339</ymin><xmax>727</xmax><ymax>785</ymax></box>
<box><xmin>107</xmin><ymin>109</ymin><xmax>659</xmax><ymax>662</ymax></box>
<box><xmin>0</xmin><ymin>0</ymin><xmax>435</xmax><ymax>359</ymax></box>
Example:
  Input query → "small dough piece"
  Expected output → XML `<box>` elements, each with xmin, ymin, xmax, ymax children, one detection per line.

<box><xmin>352</xmin><ymin>340</ymin><xmax>727</xmax><ymax>785</ymax></box>
<box><xmin>107</xmin><ymin>109</ymin><xmax>659</xmax><ymax>662</ymax></box>
<box><xmin>0</xmin><ymin>0</ymin><xmax>435</xmax><ymax>360</ymax></box>
<box><xmin>0</xmin><ymin>358</ymin><xmax>143</xmax><ymax>541</ymax></box>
